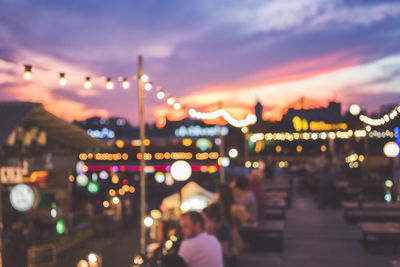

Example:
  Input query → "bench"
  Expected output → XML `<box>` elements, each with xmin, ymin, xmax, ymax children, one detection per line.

<box><xmin>264</xmin><ymin>209</ymin><xmax>285</xmax><ymax>219</ymax></box>
<box><xmin>346</xmin><ymin>210</ymin><xmax>400</xmax><ymax>223</ymax></box>
<box><xmin>265</xmin><ymin>184</ymin><xmax>291</xmax><ymax>192</ymax></box>
<box><xmin>360</xmin><ymin>222</ymin><xmax>400</xmax><ymax>254</ymax></box>
<box><xmin>265</xmin><ymin>191</ymin><xmax>291</xmax><ymax>208</ymax></box>
<box><xmin>264</xmin><ymin>199</ymin><xmax>286</xmax><ymax>219</ymax></box>
<box><xmin>343</xmin><ymin>201</ymin><xmax>400</xmax><ymax>222</ymax></box>
<box><xmin>240</xmin><ymin>220</ymin><xmax>285</xmax><ymax>252</ymax></box>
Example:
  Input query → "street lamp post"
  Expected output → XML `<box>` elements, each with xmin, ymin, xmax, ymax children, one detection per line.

<box><xmin>138</xmin><ymin>55</ymin><xmax>147</xmax><ymax>255</ymax></box>
<box><xmin>383</xmin><ymin>141</ymin><xmax>400</xmax><ymax>202</ymax></box>
<box><xmin>244</xmin><ymin>132</ymin><xmax>249</xmax><ymax>164</ymax></box>
<box><xmin>219</xmin><ymin>127</ymin><xmax>226</xmax><ymax>184</ymax></box>
<box><xmin>218</xmin><ymin>102</ymin><xmax>226</xmax><ymax>184</ymax></box>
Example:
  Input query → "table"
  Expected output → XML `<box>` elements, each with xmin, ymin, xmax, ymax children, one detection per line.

<box><xmin>266</xmin><ymin>191</ymin><xmax>291</xmax><ymax>208</ymax></box>
<box><xmin>347</xmin><ymin>210</ymin><xmax>400</xmax><ymax>223</ymax></box>
<box><xmin>343</xmin><ymin>201</ymin><xmax>400</xmax><ymax>222</ymax></box>
<box><xmin>240</xmin><ymin>220</ymin><xmax>285</xmax><ymax>252</ymax></box>
<box><xmin>264</xmin><ymin>199</ymin><xmax>286</xmax><ymax>219</ymax></box>
<box><xmin>360</xmin><ymin>222</ymin><xmax>400</xmax><ymax>254</ymax></box>
<box><xmin>265</xmin><ymin>184</ymin><xmax>291</xmax><ymax>192</ymax></box>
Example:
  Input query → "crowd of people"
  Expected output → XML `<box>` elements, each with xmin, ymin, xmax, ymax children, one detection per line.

<box><xmin>158</xmin><ymin>154</ymin><xmax>342</xmax><ymax>267</ymax></box>
<box><xmin>160</xmin><ymin>171</ymin><xmax>265</xmax><ymax>267</ymax></box>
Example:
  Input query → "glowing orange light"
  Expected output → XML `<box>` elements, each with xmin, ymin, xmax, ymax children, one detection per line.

<box><xmin>118</xmin><ymin>188</ymin><xmax>125</xmax><ymax>195</ymax></box>
<box><xmin>109</xmin><ymin>189</ymin><xmax>116</xmax><ymax>196</ymax></box>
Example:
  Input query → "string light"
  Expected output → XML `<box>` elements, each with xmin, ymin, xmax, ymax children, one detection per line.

<box><xmin>106</xmin><ymin>77</ymin><xmax>114</xmax><ymax>90</ymax></box>
<box><xmin>84</xmin><ymin>77</ymin><xmax>92</xmax><ymax>89</ymax></box>
<box><xmin>144</xmin><ymin>82</ymin><xmax>152</xmax><ymax>91</ymax></box>
<box><xmin>173</xmin><ymin>102</ymin><xmax>181</xmax><ymax>110</ymax></box>
<box><xmin>24</xmin><ymin>65</ymin><xmax>32</xmax><ymax>80</ymax></box>
<box><xmin>157</xmin><ymin>90</ymin><xmax>165</xmax><ymax>99</ymax></box>
<box><xmin>349</xmin><ymin>104</ymin><xmax>360</xmax><ymax>116</ymax></box>
<box><xmin>59</xmin><ymin>73</ymin><xmax>67</xmax><ymax>86</ymax></box>
<box><xmin>167</xmin><ymin>97</ymin><xmax>175</xmax><ymax>105</ymax></box>
<box><xmin>359</xmin><ymin>105</ymin><xmax>400</xmax><ymax>126</ymax></box>
<box><xmin>122</xmin><ymin>78</ymin><xmax>130</xmax><ymax>89</ymax></box>
<box><xmin>250</xmin><ymin>130</ymin><xmax>394</xmax><ymax>142</ymax></box>
<box><xmin>188</xmin><ymin>108</ymin><xmax>257</xmax><ymax>128</ymax></box>
<box><xmin>140</xmin><ymin>74</ymin><xmax>149</xmax><ymax>83</ymax></box>
<box><xmin>5</xmin><ymin>58</ymin><xmax>280</xmax><ymax>129</ymax></box>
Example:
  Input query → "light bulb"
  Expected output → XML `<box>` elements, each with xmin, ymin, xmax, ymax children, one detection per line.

<box><xmin>59</xmin><ymin>73</ymin><xmax>67</xmax><ymax>86</ymax></box>
<box><xmin>141</xmin><ymin>74</ymin><xmax>149</xmax><ymax>83</ymax></box>
<box><xmin>122</xmin><ymin>78</ymin><xmax>130</xmax><ymax>89</ymax></box>
<box><xmin>144</xmin><ymin>216</ymin><xmax>154</xmax><ymax>227</ymax></box>
<box><xmin>106</xmin><ymin>78</ymin><xmax>114</xmax><ymax>90</ymax></box>
<box><xmin>24</xmin><ymin>65</ymin><xmax>32</xmax><ymax>80</ymax></box>
<box><xmin>167</xmin><ymin>97</ymin><xmax>175</xmax><ymax>105</ymax></box>
<box><xmin>349</xmin><ymin>104</ymin><xmax>361</xmax><ymax>116</ymax></box>
<box><xmin>173</xmin><ymin>102</ymin><xmax>181</xmax><ymax>110</ymax></box>
<box><xmin>144</xmin><ymin>82</ymin><xmax>152</xmax><ymax>91</ymax></box>
<box><xmin>157</xmin><ymin>91</ymin><xmax>165</xmax><ymax>99</ymax></box>
<box><xmin>84</xmin><ymin>77</ymin><xmax>92</xmax><ymax>89</ymax></box>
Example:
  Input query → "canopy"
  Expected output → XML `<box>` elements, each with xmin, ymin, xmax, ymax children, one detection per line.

<box><xmin>0</xmin><ymin>102</ymin><xmax>107</xmax><ymax>150</ymax></box>
<box><xmin>161</xmin><ymin>181</ymin><xmax>216</xmax><ymax>212</ymax></box>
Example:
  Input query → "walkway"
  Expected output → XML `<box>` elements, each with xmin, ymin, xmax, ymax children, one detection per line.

<box><xmin>57</xmin><ymin>225</ymin><xmax>140</xmax><ymax>267</ymax></box>
<box><xmin>239</xmin><ymin>179</ymin><xmax>400</xmax><ymax>267</ymax></box>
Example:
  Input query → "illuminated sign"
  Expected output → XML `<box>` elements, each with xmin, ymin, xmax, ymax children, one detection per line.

<box><xmin>0</xmin><ymin>167</ymin><xmax>24</xmax><ymax>184</ymax></box>
<box><xmin>309</xmin><ymin>121</ymin><xmax>347</xmax><ymax>131</ymax></box>
<box><xmin>10</xmin><ymin>184</ymin><xmax>38</xmax><ymax>212</ymax></box>
<box><xmin>25</xmin><ymin>171</ymin><xmax>49</xmax><ymax>184</ymax></box>
<box><xmin>79</xmin><ymin>153</ymin><xmax>128</xmax><ymax>161</ymax></box>
<box><xmin>292</xmin><ymin>116</ymin><xmax>308</xmax><ymax>131</ymax></box>
<box><xmin>174</xmin><ymin>125</ymin><xmax>228</xmax><ymax>138</ymax></box>
<box><xmin>87</xmin><ymin>128</ymin><xmax>115</xmax><ymax>139</ymax></box>
<box><xmin>292</xmin><ymin>116</ymin><xmax>347</xmax><ymax>131</ymax></box>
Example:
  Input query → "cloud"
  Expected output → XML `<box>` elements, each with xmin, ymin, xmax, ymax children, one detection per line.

<box><xmin>0</xmin><ymin>0</ymin><xmax>400</xmax><ymax>125</ymax></box>
<box><xmin>217</xmin><ymin>0</ymin><xmax>400</xmax><ymax>35</ymax></box>
<box><xmin>157</xmin><ymin>53</ymin><xmax>400</xmax><ymax>121</ymax></box>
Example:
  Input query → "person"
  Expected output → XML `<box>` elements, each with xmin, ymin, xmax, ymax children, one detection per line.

<box><xmin>232</xmin><ymin>176</ymin><xmax>258</xmax><ymax>219</ymax></box>
<box><xmin>203</xmin><ymin>203</ymin><xmax>235</xmax><ymax>266</ymax></box>
<box><xmin>318</xmin><ymin>153</ymin><xmax>336</xmax><ymax>208</ymax></box>
<box><xmin>178</xmin><ymin>211</ymin><xmax>223</xmax><ymax>267</ymax></box>
<box><xmin>249</xmin><ymin>171</ymin><xmax>265</xmax><ymax>218</ymax></box>
<box><xmin>216</xmin><ymin>184</ymin><xmax>255</xmax><ymax>254</ymax></box>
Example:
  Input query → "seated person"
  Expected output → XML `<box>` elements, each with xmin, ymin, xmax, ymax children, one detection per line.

<box><xmin>249</xmin><ymin>171</ymin><xmax>265</xmax><ymax>218</ymax></box>
<box><xmin>203</xmin><ymin>203</ymin><xmax>236</xmax><ymax>266</ymax></box>
<box><xmin>216</xmin><ymin>184</ymin><xmax>255</xmax><ymax>255</ymax></box>
<box><xmin>178</xmin><ymin>211</ymin><xmax>223</xmax><ymax>267</ymax></box>
<box><xmin>232</xmin><ymin>176</ymin><xmax>258</xmax><ymax>220</ymax></box>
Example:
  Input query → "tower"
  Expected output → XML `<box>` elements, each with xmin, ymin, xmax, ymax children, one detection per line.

<box><xmin>255</xmin><ymin>100</ymin><xmax>263</xmax><ymax>123</ymax></box>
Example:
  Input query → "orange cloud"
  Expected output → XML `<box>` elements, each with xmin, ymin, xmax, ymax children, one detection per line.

<box><xmin>155</xmin><ymin>51</ymin><xmax>362</xmax><ymax>122</ymax></box>
<box><xmin>0</xmin><ymin>49</ymin><xmax>110</xmax><ymax>121</ymax></box>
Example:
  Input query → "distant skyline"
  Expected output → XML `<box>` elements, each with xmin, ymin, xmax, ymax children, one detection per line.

<box><xmin>0</xmin><ymin>0</ymin><xmax>400</xmax><ymax>126</ymax></box>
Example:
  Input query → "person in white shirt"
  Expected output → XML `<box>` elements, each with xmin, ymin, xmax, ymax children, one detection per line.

<box><xmin>178</xmin><ymin>211</ymin><xmax>223</xmax><ymax>267</ymax></box>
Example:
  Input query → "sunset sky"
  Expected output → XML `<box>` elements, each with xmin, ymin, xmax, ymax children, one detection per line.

<box><xmin>1</xmin><ymin>0</ymin><xmax>400</xmax><ymax>126</ymax></box>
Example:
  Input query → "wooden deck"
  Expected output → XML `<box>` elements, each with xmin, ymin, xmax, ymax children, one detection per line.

<box><xmin>238</xmin><ymin>177</ymin><xmax>397</xmax><ymax>267</ymax></box>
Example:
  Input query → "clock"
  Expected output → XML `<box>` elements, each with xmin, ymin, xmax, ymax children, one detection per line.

<box><xmin>10</xmin><ymin>184</ymin><xmax>38</xmax><ymax>212</ymax></box>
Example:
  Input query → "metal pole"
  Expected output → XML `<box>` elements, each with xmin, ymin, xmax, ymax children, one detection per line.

<box><xmin>244</xmin><ymin>133</ymin><xmax>249</xmax><ymax>164</ymax></box>
<box><xmin>364</xmin><ymin>123</ymin><xmax>368</xmax><ymax>165</ymax></box>
<box><xmin>0</xmin><ymin>182</ymin><xmax>3</xmax><ymax>267</ymax></box>
<box><xmin>219</xmin><ymin>127</ymin><xmax>226</xmax><ymax>184</ymax></box>
<box><xmin>138</xmin><ymin>55</ymin><xmax>147</xmax><ymax>255</ymax></box>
